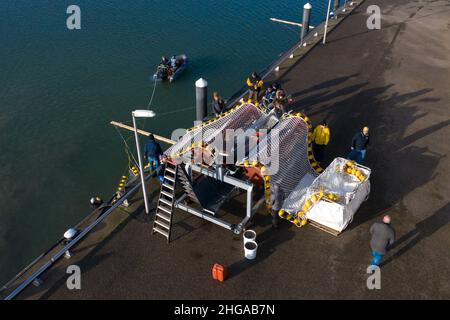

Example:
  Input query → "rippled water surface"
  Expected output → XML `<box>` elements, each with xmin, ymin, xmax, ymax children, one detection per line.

<box><xmin>0</xmin><ymin>0</ymin><xmax>331</xmax><ymax>283</ymax></box>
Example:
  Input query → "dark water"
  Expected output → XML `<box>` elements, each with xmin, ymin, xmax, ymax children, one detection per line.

<box><xmin>0</xmin><ymin>0</ymin><xmax>330</xmax><ymax>283</ymax></box>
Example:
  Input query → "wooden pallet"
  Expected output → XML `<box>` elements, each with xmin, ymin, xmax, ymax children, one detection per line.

<box><xmin>308</xmin><ymin>220</ymin><xmax>341</xmax><ymax>237</ymax></box>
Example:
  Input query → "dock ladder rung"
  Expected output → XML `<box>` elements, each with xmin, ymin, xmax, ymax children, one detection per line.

<box><xmin>154</xmin><ymin>219</ymin><xmax>170</xmax><ymax>230</ymax></box>
<box><xmin>165</xmin><ymin>176</ymin><xmax>175</xmax><ymax>183</ymax></box>
<box><xmin>165</xmin><ymin>167</ymin><xmax>176</xmax><ymax>175</ymax></box>
<box><xmin>153</xmin><ymin>226</ymin><xmax>169</xmax><ymax>238</ymax></box>
<box><xmin>162</xmin><ymin>183</ymin><xmax>174</xmax><ymax>190</ymax></box>
<box><xmin>159</xmin><ymin>198</ymin><xmax>172</xmax><ymax>206</ymax></box>
<box><xmin>160</xmin><ymin>190</ymin><xmax>173</xmax><ymax>198</ymax></box>
<box><xmin>156</xmin><ymin>213</ymin><xmax>170</xmax><ymax>222</ymax></box>
<box><xmin>157</xmin><ymin>205</ymin><xmax>172</xmax><ymax>214</ymax></box>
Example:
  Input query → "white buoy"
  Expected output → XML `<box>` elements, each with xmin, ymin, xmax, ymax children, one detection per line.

<box><xmin>243</xmin><ymin>230</ymin><xmax>256</xmax><ymax>244</ymax></box>
<box><xmin>64</xmin><ymin>228</ymin><xmax>77</xmax><ymax>240</ymax></box>
<box><xmin>244</xmin><ymin>241</ymin><xmax>258</xmax><ymax>260</ymax></box>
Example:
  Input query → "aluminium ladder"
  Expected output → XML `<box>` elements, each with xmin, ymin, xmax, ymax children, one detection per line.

<box><xmin>152</xmin><ymin>161</ymin><xmax>178</xmax><ymax>242</ymax></box>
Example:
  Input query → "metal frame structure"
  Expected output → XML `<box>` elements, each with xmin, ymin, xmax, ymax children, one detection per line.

<box><xmin>174</xmin><ymin>163</ymin><xmax>263</xmax><ymax>234</ymax></box>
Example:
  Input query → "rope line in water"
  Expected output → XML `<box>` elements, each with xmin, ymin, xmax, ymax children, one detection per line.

<box><xmin>143</xmin><ymin>79</ymin><xmax>159</xmax><ymax>130</ymax></box>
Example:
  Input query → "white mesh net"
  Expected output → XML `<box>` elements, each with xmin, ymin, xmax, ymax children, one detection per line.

<box><xmin>165</xmin><ymin>103</ymin><xmax>266</xmax><ymax>164</ymax></box>
<box><xmin>246</xmin><ymin>115</ymin><xmax>319</xmax><ymax>197</ymax></box>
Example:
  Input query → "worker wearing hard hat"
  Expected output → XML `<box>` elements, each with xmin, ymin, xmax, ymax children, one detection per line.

<box><xmin>312</xmin><ymin>120</ymin><xmax>330</xmax><ymax>163</ymax></box>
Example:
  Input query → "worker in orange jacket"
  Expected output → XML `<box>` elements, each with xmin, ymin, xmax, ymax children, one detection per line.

<box><xmin>246</xmin><ymin>71</ymin><xmax>264</xmax><ymax>105</ymax></box>
<box><xmin>312</xmin><ymin>120</ymin><xmax>330</xmax><ymax>163</ymax></box>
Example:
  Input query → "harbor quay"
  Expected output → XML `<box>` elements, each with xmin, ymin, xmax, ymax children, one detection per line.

<box><xmin>2</xmin><ymin>0</ymin><xmax>449</xmax><ymax>300</ymax></box>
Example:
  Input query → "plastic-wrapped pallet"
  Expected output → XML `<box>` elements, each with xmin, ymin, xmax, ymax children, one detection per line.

<box><xmin>283</xmin><ymin>157</ymin><xmax>371</xmax><ymax>233</ymax></box>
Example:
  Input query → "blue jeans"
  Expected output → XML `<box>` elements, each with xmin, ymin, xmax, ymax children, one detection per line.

<box><xmin>371</xmin><ymin>250</ymin><xmax>384</xmax><ymax>266</ymax></box>
<box><xmin>147</xmin><ymin>156</ymin><xmax>159</xmax><ymax>172</ymax></box>
<box><xmin>148</xmin><ymin>156</ymin><xmax>166</xmax><ymax>183</ymax></box>
<box><xmin>347</xmin><ymin>149</ymin><xmax>366</xmax><ymax>164</ymax></box>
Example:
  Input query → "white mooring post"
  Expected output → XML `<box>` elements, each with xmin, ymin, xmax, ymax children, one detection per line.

<box><xmin>195</xmin><ymin>78</ymin><xmax>208</xmax><ymax>122</ymax></box>
<box><xmin>301</xmin><ymin>3</ymin><xmax>312</xmax><ymax>42</ymax></box>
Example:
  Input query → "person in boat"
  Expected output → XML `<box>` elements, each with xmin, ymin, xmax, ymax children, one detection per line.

<box><xmin>246</xmin><ymin>71</ymin><xmax>264</xmax><ymax>104</ymax></box>
<box><xmin>212</xmin><ymin>91</ymin><xmax>226</xmax><ymax>116</ymax></box>
<box><xmin>170</xmin><ymin>55</ymin><xmax>178</xmax><ymax>69</ymax></box>
<box><xmin>160</xmin><ymin>56</ymin><xmax>169</xmax><ymax>67</ymax></box>
<box><xmin>157</xmin><ymin>56</ymin><xmax>170</xmax><ymax>78</ymax></box>
<box><xmin>143</xmin><ymin>134</ymin><xmax>163</xmax><ymax>172</ymax></box>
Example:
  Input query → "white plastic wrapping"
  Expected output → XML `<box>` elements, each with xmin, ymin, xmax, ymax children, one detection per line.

<box><xmin>282</xmin><ymin>157</ymin><xmax>371</xmax><ymax>232</ymax></box>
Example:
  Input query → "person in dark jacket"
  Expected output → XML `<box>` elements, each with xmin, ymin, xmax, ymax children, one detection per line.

<box><xmin>157</xmin><ymin>56</ymin><xmax>170</xmax><ymax>79</ymax></box>
<box><xmin>348</xmin><ymin>126</ymin><xmax>370</xmax><ymax>164</ymax></box>
<box><xmin>262</xmin><ymin>85</ymin><xmax>276</xmax><ymax>106</ymax></box>
<box><xmin>143</xmin><ymin>134</ymin><xmax>163</xmax><ymax>172</ymax></box>
<box><xmin>212</xmin><ymin>91</ymin><xmax>226</xmax><ymax>116</ymax></box>
<box><xmin>269</xmin><ymin>183</ymin><xmax>284</xmax><ymax>229</ymax></box>
<box><xmin>369</xmin><ymin>215</ymin><xmax>395</xmax><ymax>266</ymax></box>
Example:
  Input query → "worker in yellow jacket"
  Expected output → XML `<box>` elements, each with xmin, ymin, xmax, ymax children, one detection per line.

<box><xmin>312</xmin><ymin>120</ymin><xmax>330</xmax><ymax>163</ymax></box>
<box><xmin>246</xmin><ymin>71</ymin><xmax>264</xmax><ymax>105</ymax></box>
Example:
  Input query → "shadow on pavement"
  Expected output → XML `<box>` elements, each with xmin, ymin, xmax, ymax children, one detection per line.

<box><xmin>381</xmin><ymin>202</ymin><xmax>450</xmax><ymax>266</ymax></box>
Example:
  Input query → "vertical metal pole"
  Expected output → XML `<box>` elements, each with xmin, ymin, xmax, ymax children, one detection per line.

<box><xmin>195</xmin><ymin>78</ymin><xmax>208</xmax><ymax>122</ymax></box>
<box><xmin>301</xmin><ymin>3</ymin><xmax>312</xmax><ymax>42</ymax></box>
<box><xmin>132</xmin><ymin>114</ymin><xmax>150</xmax><ymax>214</ymax></box>
<box><xmin>323</xmin><ymin>0</ymin><xmax>332</xmax><ymax>45</ymax></box>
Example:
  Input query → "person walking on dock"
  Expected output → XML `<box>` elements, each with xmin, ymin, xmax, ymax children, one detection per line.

<box><xmin>212</xmin><ymin>91</ymin><xmax>226</xmax><ymax>116</ymax></box>
<box><xmin>246</xmin><ymin>71</ymin><xmax>264</xmax><ymax>105</ymax></box>
<box><xmin>144</xmin><ymin>134</ymin><xmax>163</xmax><ymax>172</ymax></box>
<box><xmin>269</xmin><ymin>183</ymin><xmax>284</xmax><ymax>229</ymax></box>
<box><xmin>369</xmin><ymin>215</ymin><xmax>395</xmax><ymax>267</ymax></box>
<box><xmin>347</xmin><ymin>126</ymin><xmax>370</xmax><ymax>164</ymax></box>
<box><xmin>312</xmin><ymin>120</ymin><xmax>330</xmax><ymax>163</ymax></box>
